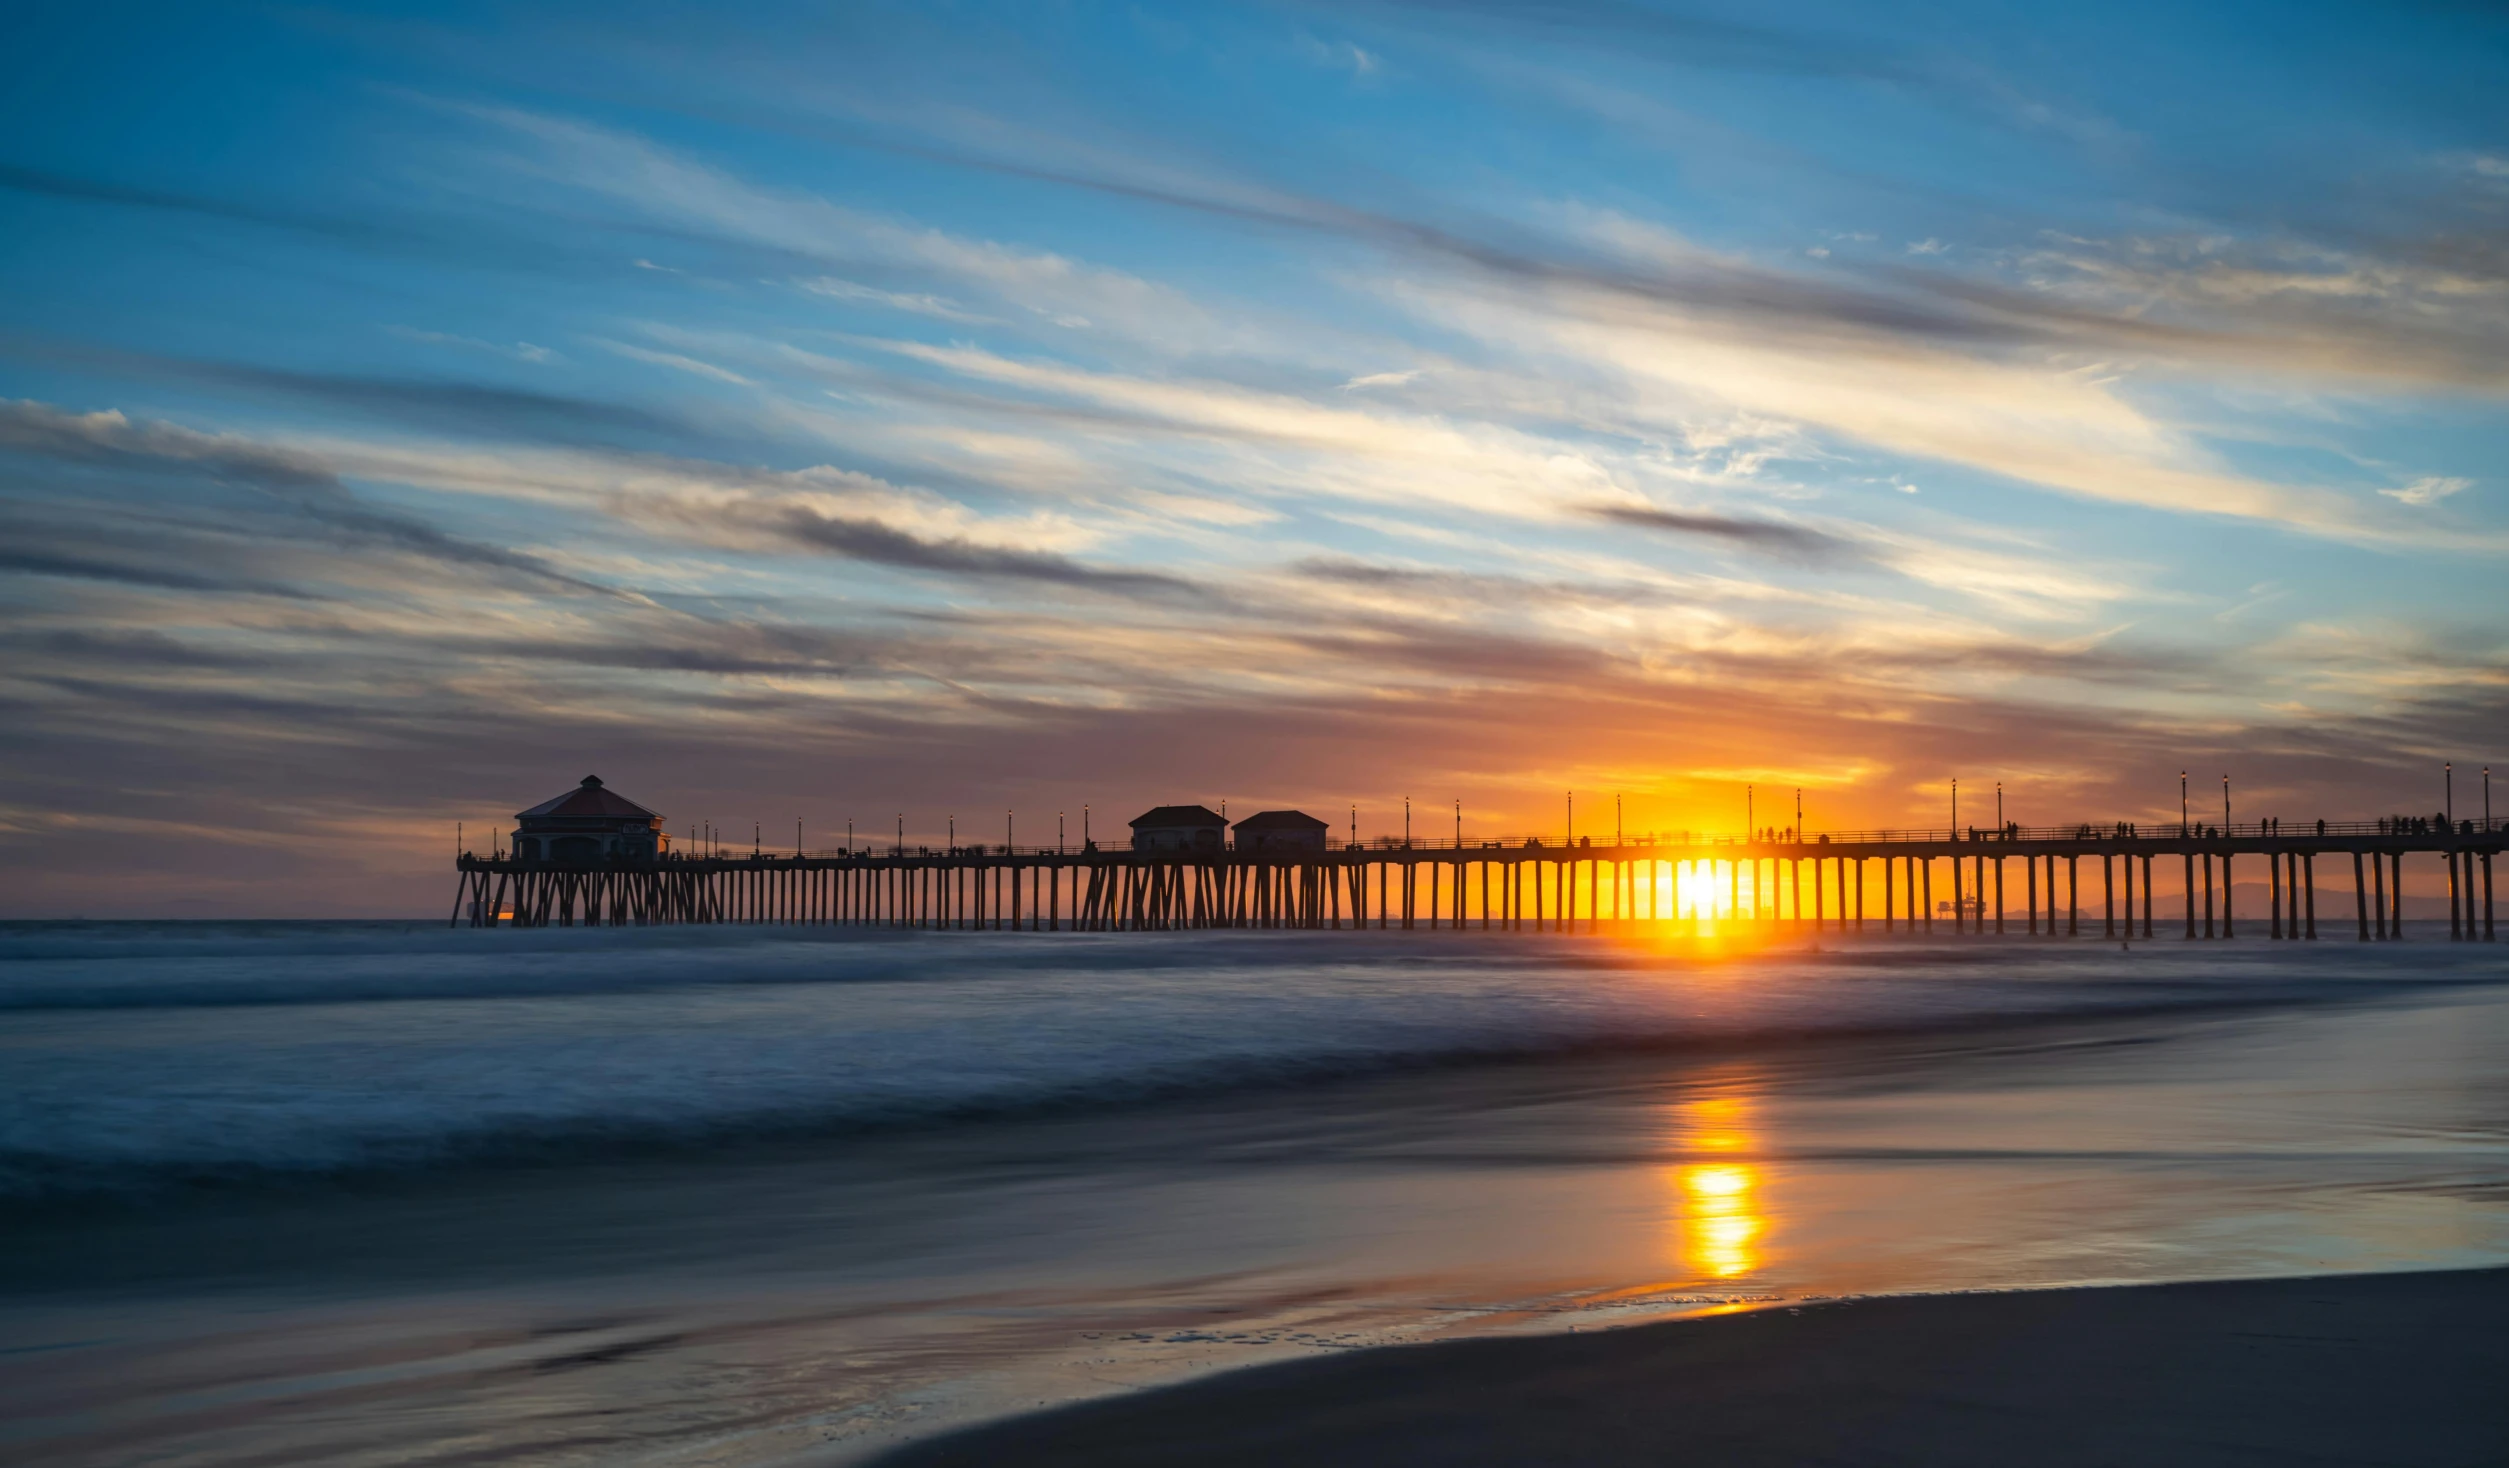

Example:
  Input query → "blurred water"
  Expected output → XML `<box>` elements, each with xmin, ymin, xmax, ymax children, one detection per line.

<box><xmin>1</xmin><ymin>925</ymin><xmax>2504</xmax><ymax>1465</ymax></box>
<box><xmin>0</xmin><ymin>920</ymin><xmax>2492</xmax><ymax>1194</ymax></box>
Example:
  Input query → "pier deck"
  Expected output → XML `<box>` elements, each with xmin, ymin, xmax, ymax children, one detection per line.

<box><xmin>455</xmin><ymin>820</ymin><xmax>2502</xmax><ymax>941</ymax></box>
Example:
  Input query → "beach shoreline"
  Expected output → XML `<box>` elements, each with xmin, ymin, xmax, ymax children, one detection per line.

<box><xmin>876</xmin><ymin>1266</ymin><xmax>2509</xmax><ymax>1467</ymax></box>
<box><xmin>5</xmin><ymin>929</ymin><xmax>2503</xmax><ymax>1466</ymax></box>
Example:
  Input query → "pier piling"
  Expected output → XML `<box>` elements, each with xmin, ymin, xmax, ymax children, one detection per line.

<box><xmin>452</xmin><ymin>820</ymin><xmax>2501</xmax><ymax>940</ymax></box>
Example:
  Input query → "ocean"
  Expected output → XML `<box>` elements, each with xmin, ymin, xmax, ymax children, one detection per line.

<box><xmin>3</xmin><ymin>922</ymin><xmax>2505</xmax><ymax>1463</ymax></box>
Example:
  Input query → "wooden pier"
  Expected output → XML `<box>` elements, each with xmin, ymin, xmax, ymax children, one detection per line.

<box><xmin>455</xmin><ymin>819</ymin><xmax>2501</xmax><ymax>941</ymax></box>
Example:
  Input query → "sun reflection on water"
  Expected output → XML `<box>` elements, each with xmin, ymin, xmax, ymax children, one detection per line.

<box><xmin>1667</xmin><ymin>1085</ymin><xmax>1768</xmax><ymax>1280</ymax></box>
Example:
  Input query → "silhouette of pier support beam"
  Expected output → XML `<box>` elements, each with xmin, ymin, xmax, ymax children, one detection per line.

<box><xmin>451</xmin><ymin>826</ymin><xmax>2500</xmax><ymax>940</ymax></box>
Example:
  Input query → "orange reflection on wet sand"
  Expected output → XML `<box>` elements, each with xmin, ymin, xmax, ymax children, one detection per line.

<box><xmin>1667</xmin><ymin>1084</ymin><xmax>1768</xmax><ymax>1280</ymax></box>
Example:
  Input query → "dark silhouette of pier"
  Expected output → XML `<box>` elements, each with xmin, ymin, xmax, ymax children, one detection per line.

<box><xmin>455</xmin><ymin>818</ymin><xmax>2500</xmax><ymax>941</ymax></box>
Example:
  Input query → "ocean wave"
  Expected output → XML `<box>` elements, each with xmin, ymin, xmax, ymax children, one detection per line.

<box><xmin>0</xmin><ymin>921</ymin><xmax>1652</xmax><ymax>1010</ymax></box>
<box><xmin>0</xmin><ymin>925</ymin><xmax>2497</xmax><ymax>1199</ymax></box>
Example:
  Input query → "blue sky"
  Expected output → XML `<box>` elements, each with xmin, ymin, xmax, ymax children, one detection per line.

<box><xmin>2</xmin><ymin>1</ymin><xmax>2504</xmax><ymax>913</ymax></box>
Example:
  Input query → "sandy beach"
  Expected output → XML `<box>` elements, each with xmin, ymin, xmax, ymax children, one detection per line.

<box><xmin>882</xmin><ymin>1267</ymin><xmax>2509</xmax><ymax>1467</ymax></box>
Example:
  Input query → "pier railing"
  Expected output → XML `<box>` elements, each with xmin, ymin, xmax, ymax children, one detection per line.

<box><xmin>1796</xmin><ymin>817</ymin><xmax>2504</xmax><ymax>845</ymax></box>
<box><xmin>456</xmin><ymin>815</ymin><xmax>2503</xmax><ymax>942</ymax></box>
<box><xmin>622</xmin><ymin>815</ymin><xmax>2503</xmax><ymax>865</ymax></box>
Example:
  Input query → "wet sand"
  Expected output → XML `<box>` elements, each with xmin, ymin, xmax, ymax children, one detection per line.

<box><xmin>880</xmin><ymin>1267</ymin><xmax>2509</xmax><ymax>1467</ymax></box>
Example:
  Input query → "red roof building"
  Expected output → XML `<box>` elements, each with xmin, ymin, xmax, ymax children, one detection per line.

<box><xmin>1232</xmin><ymin>809</ymin><xmax>1330</xmax><ymax>852</ymax></box>
<box><xmin>512</xmin><ymin>776</ymin><xmax>668</xmax><ymax>863</ymax></box>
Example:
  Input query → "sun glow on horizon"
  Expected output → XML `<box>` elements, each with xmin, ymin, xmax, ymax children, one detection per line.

<box><xmin>1672</xmin><ymin>861</ymin><xmax>1729</xmax><ymax>922</ymax></box>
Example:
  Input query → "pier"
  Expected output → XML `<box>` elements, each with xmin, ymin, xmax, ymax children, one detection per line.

<box><xmin>455</xmin><ymin>819</ymin><xmax>2501</xmax><ymax>941</ymax></box>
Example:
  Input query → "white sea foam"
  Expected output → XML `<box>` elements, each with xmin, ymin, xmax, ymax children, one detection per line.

<box><xmin>0</xmin><ymin>923</ymin><xmax>2496</xmax><ymax>1195</ymax></box>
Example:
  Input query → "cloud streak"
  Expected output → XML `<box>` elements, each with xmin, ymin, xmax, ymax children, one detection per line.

<box><xmin>0</xmin><ymin>400</ymin><xmax>615</xmax><ymax>595</ymax></box>
<box><xmin>1584</xmin><ymin>503</ymin><xmax>1867</xmax><ymax>563</ymax></box>
<box><xmin>4</xmin><ymin>5</ymin><xmax>2504</xmax><ymax>914</ymax></box>
<box><xmin>457</xmin><ymin>108</ymin><xmax>2506</xmax><ymax>548</ymax></box>
<box><xmin>762</xmin><ymin>505</ymin><xmax>1204</xmax><ymax>597</ymax></box>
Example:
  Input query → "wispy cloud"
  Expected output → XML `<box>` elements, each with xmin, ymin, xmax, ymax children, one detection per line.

<box><xmin>594</xmin><ymin>339</ymin><xmax>755</xmax><ymax>385</ymax></box>
<box><xmin>7</xmin><ymin>4</ymin><xmax>2507</xmax><ymax>912</ymax></box>
<box><xmin>4</xmin><ymin>339</ymin><xmax>732</xmax><ymax>450</ymax></box>
<box><xmin>2381</xmin><ymin>475</ymin><xmax>2470</xmax><ymax>507</ymax></box>
<box><xmin>1297</xmin><ymin>34</ymin><xmax>1381</xmax><ymax>76</ymax></box>
<box><xmin>489</xmin><ymin>109</ymin><xmax>2506</xmax><ymax>552</ymax></box>
<box><xmin>0</xmin><ymin>400</ymin><xmax>612</xmax><ymax>594</ymax></box>
<box><xmin>388</xmin><ymin>326</ymin><xmax>558</xmax><ymax>363</ymax></box>
<box><xmin>1338</xmin><ymin>0</ymin><xmax>1922</xmax><ymax>84</ymax></box>
<box><xmin>1583</xmin><ymin>503</ymin><xmax>1866</xmax><ymax>564</ymax></box>
<box><xmin>795</xmin><ymin>276</ymin><xmax>993</xmax><ymax>322</ymax></box>
<box><xmin>761</xmin><ymin>506</ymin><xmax>1203</xmax><ymax>597</ymax></box>
<box><xmin>468</xmin><ymin>105</ymin><xmax>1235</xmax><ymax>351</ymax></box>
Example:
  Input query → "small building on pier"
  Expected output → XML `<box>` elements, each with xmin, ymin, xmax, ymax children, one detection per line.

<box><xmin>512</xmin><ymin>776</ymin><xmax>667</xmax><ymax>863</ymax></box>
<box><xmin>1130</xmin><ymin>804</ymin><xmax>1227</xmax><ymax>852</ymax></box>
<box><xmin>1233</xmin><ymin>809</ymin><xmax>1330</xmax><ymax>852</ymax></box>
